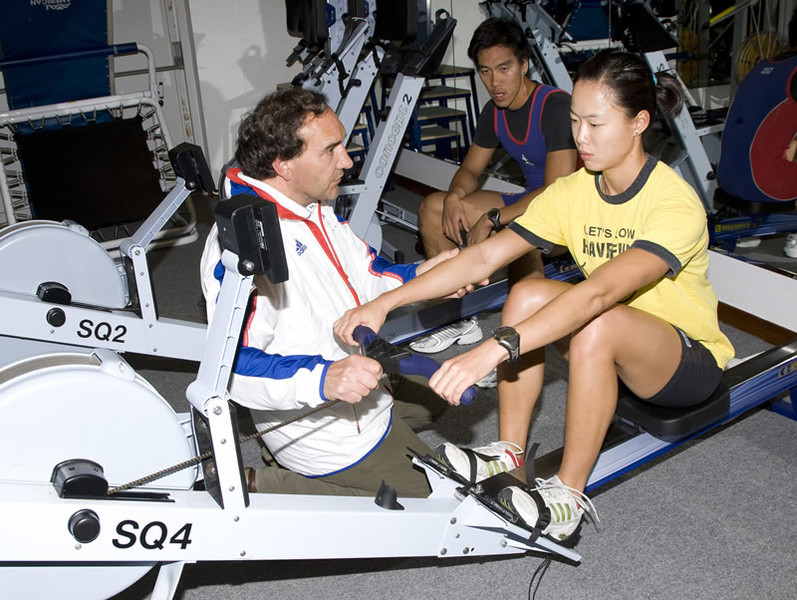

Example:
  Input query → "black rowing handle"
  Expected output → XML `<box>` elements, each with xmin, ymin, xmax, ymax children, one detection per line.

<box><xmin>353</xmin><ymin>325</ymin><xmax>476</xmax><ymax>405</ymax></box>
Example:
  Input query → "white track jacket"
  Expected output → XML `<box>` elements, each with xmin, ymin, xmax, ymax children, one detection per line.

<box><xmin>200</xmin><ymin>170</ymin><xmax>417</xmax><ymax>476</ymax></box>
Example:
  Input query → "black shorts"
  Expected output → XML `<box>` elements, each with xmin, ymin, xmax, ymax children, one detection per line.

<box><xmin>642</xmin><ymin>327</ymin><xmax>723</xmax><ymax>408</ymax></box>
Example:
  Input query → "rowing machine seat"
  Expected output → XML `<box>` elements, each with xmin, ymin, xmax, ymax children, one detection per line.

<box><xmin>615</xmin><ymin>383</ymin><xmax>730</xmax><ymax>443</ymax></box>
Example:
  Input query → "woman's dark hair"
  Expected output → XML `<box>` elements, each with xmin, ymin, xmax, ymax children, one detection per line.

<box><xmin>467</xmin><ymin>18</ymin><xmax>530</xmax><ymax>65</ymax></box>
<box><xmin>574</xmin><ymin>51</ymin><xmax>684</xmax><ymax>121</ymax></box>
<box><xmin>234</xmin><ymin>87</ymin><xmax>328</xmax><ymax>180</ymax></box>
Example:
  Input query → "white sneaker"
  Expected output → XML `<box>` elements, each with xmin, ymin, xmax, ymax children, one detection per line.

<box><xmin>435</xmin><ymin>440</ymin><xmax>523</xmax><ymax>482</ymax></box>
<box><xmin>498</xmin><ymin>475</ymin><xmax>599</xmax><ymax>541</ymax></box>
<box><xmin>784</xmin><ymin>234</ymin><xmax>797</xmax><ymax>258</ymax></box>
<box><xmin>735</xmin><ymin>236</ymin><xmax>761</xmax><ymax>248</ymax></box>
<box><xmin>475</xmin><ymin>368</ymin><xmax>498</xmax><ymax>388</ymax></box>
<box><xmin>409</xmin><ymin>318</ymin><xmax>483</xmax><ymax>353</ymax></box>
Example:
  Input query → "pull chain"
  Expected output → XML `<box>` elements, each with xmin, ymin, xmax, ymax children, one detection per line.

<box><xmin>107</xmin><ymin>398</ymin><xmax>342</xmax><ymax>495</ymax></box>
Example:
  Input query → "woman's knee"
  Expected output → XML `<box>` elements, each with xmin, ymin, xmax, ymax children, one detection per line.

<box><xmin>568</xmin><ymin>309</ymin><xmax>622</xmax><ymax>362</ymax></box>
<box><xmin>502</xmin><ymin>278</ymin><xmax>570</xmax><ymax>324</ymax></box>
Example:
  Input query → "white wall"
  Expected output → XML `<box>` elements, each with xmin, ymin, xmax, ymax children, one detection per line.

<box><xmin>188</xmin><ymin>0</ymin><xmax>298</xmax><ymax>176</ymax></box>
<box><xmin>187</xmin><ymin>0</ymin><xmax>489</xmax><ymax>178</ymax></box>
<box><xmin>111</xmin><ymin>0</ymin><xmax>198</xmax><ymax>150</ymax></box>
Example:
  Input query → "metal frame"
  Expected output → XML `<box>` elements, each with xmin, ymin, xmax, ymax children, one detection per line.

<box><xmin>340</xmin><ymin>73</ymin><xmax>428</xmax><ymax>250</ymax></box>
<box><xmin>0</xmin><ymin>186</ymin><xmax>578</xmax><ymax>600</ymax></box>
<box><xmin>0</xmin><ymin>176</ymin><xmax>207</xmax><ymax>362</ymax></box>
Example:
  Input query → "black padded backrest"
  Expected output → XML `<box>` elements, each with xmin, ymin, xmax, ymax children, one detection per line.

<box><xmin>285</xmin><ymin>0</ymin><xmax>303</xmax><ymax>37</ymax></box>
<box><xmin>348</xmin><ymin>0</ymin><xmax>367</xmax><ymax>18</ymax></box>
<box><xmin>373</xmin><ymin>0</ymin><xmax>417</xmax><ymax>43</ymax></box>
<box><xmin>169</xmin><ymin>142</ymin><xmax>214</xmax><ymax>194</ymax></box>
<box><xmin>615</xmin><ymin>1</ymin><xmax>679</xmax><ymax>53</ymax></box>
<box><xmin>286</xmin><ymin>0</ymin><xmax>328</xmax><ymax>46</ymax></box>
<box><xmin>214</xmin><ymin>194</ymin><xmax>288</xmax><ymax>282</ymax></box>
<box><xmin>380</xmin><ymin>9</ymin><xmax>456</xmax><ymax>78</ymax></box>
<box><xmin>15</xmin><ymin>116</ymin><xmax>163</xmax><ymax>229</ymax></box>
<box><xmin>411</xmin><ymin>9</ymin><xmax>456</xmax><ymax>77</ymax></box>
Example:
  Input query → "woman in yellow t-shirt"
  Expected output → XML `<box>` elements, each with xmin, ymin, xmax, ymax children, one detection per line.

<box><xmin>334</xmin><ymin>52</ymin><xmax>733</xmax><ymax>542</ymax></box>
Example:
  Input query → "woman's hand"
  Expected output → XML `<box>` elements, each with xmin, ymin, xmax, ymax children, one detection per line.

<box><xmin>429</xmin><ymin>341</ymin><xmax>504</xmax><ymax>405</ymax></box>
<box><xmin>334</xmin><ymin>299</ymin><xmax>389</xmax><ymax>347</ymax></box>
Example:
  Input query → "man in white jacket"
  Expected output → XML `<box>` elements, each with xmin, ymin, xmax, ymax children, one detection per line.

<box><xmin>201</xmin><ymin>88</ymin><xmax>462</xmax><ymax>497</ymax></box>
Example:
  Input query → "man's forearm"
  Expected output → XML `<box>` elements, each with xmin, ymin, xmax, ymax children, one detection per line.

<box><xmin>446</xmin><ymin>167</ymin><xmax>480</xmax><ymax>200</ymax></box>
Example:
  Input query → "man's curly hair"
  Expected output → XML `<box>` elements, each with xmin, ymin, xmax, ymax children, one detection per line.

<box><xmin>234</xmin><ymin>88</ymin><xmax>328</xmax><ymax>180</ymax></box>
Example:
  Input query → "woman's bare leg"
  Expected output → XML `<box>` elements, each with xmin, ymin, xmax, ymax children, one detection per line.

<box><xmin>497</xmin><ymin>278</ymin><xmax>572</xmax><ymax>451</ymax></box>
<box><xmin>558</xmin><ymin>305</ymin><xmax>682</xmax><ymax>491</ymax></box>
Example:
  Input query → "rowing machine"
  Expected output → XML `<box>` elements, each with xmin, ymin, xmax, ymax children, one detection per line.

<box><xmin>0</xmin><ymin>189</ymin><xmax>578</xmax><ymax>600</ymax></box>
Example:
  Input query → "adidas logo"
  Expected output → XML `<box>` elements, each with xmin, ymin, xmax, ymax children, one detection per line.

<box><xmin>295</xmin><ymin>240</ymin><xmax>307</xmax><ymax>256</ymax></box>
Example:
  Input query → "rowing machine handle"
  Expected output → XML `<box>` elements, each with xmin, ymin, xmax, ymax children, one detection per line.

<box><xmin>353</xmin><ymin>325</ymin><xmax>476</xmax><ymax>406</ymax></box>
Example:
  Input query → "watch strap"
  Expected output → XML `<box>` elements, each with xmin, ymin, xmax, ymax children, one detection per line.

<box><xmin>487</xmin><ymin>208</ymin><xmax>503</xmax><ymax>231</ymax></box>
<box><xmin>493</xmin><ymin>326</ymin><xmax>519</xmax><ymax>362</ymax></box>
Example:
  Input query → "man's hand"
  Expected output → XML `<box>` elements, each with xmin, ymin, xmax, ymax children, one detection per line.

<box><xmin>442</xmin><ymin>194</ymin><xmax>469</xmax><ymax>246</ymax></box>
<box><xmin>467</xmin><ymin>212</ymin><xmax>497</xmax><ymax>246</ymax></box>
<box><xmin>323</xmin><ymin>354</ymin><xmax>383</xmax><ymax>404</ymax></box>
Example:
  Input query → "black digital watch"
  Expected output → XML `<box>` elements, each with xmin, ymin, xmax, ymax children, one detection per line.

<box><xmin>493</xmin><ymin>326</ymin><xmax>520</xmax><ymax>362</ymax></box>
<box><xmin>487</xmin><ymin>207</ymin><xmax>504</xmax><ymax>231</ymax></box>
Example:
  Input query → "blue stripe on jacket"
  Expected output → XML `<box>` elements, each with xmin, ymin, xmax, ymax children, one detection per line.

<box><xmin>369</xmin><ymin>249</ymin><xmax>417</xmax><ymax>281</ymax></box>
<box><xmin>234</xmin><ymin>346</ymin><xmax>331</xmax><ymax>380</ymax></box>
<box><xmin>212</xmin><ymin>258</ymin><xmax>332</xmax><ymax>392</ymax></box>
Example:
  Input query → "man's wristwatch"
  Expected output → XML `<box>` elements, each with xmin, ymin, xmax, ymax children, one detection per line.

<box><xmin>487</xmin><ymin>207</ymin><xmax>504</xmax><ymax>231</ymax></box>
<box><xmin>493</xmin><ymin>326</ymin><xmax>520</xmax><ymax>362</ymax></box>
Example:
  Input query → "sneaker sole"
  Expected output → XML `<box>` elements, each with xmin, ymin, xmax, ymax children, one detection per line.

<box><xmin>435</xmin><ymin>445</ymin><xmax>474</xmax><ymax>481</ymax></box>
<box><xmin>475</xmin><ymin>375</ymin><xmax>497</xmax><ymax>389</ymax></box>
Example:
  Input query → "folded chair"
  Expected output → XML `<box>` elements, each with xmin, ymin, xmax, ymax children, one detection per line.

<box><xmin>0</xmin><ymin>0</ymin><xmax>198</xmax><ymax>252</ymax></box>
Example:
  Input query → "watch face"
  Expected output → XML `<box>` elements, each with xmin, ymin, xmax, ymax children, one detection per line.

<box><xmin>498</xmin><ymin>328</ymin><xmax>518</xmax><ymax>347</ymax></box>
<box><xmin>494</xmin><ymin>327</ymin><xmax>519</xmax><ymax>361</ymax></box>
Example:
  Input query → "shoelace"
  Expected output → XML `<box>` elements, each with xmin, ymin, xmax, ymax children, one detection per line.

<box><xmin>494</xmin><ymin>440</ymin><xmax>525</xmax><ymax>456</ymax></box>
<box><xmin>533</xmin><ymin>477</ymin><xmax>601</xmax><ymax>527</ymax></box>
